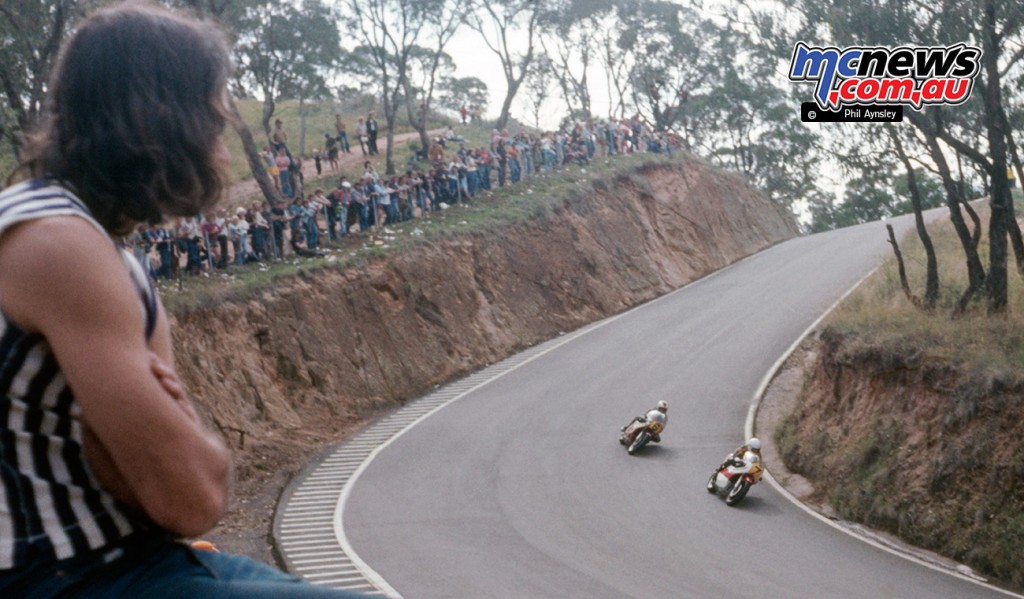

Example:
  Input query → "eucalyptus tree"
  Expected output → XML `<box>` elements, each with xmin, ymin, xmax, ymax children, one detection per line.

<box><xmin>400</xmin><ymin>0</ymin><xmax>466</xmax><ymax>154</ymax></box>
<box><xmin>520</xmin><ymin>56</ymin><xmax>553</xmax><ymax>129</ymax></box>
<box><xmin>230</xmin><ymin>0</ymin><xmax>340</xmax><ymax>138</ymax></box>
<box><xmin>438</xmin><ymin>75</ymin><xmax>489</xmax><ymax>117</ymax></box>
<box><xmin>786</xmin><ymin>0</ymin><xmax>1024</xmax><ymax>313</ymax></box>
<box><xmin>0</xmin><ymin>0</ymin><xmax>89</xmax><ymax>159</ymax></box>
<box><xmin>344</xmin><ymin>0</ymin><xmax>447</xmax><ymax>175</ymax></box>
<box><xmin>537</xmin><ymin>0</ymin><xmax>615</xmax><ymax>120</ymax></box>
<box><xmin>613</xmin><ymin>0</ymin><xmax>712</xmax><ymax>133</ymax></box>
<box><xmin>465</xmin><ymin>0</ymin><xmax>542</xmax><ymax>130</ymax></box>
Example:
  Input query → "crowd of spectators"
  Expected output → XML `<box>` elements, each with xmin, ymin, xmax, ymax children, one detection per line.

<box><xmin>123</xmin><ymin>113</ymin><xmax>681</xmax><ymax>280</ymax></box>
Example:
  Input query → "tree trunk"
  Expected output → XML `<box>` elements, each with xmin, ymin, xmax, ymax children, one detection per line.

<box><xmin>1001</xmin><ymin>113</ymin><xmax>1024</xmax><ymax>276</ymax></box>
<box><xmin>891</xmin><ymin>131</ymin><xmax>938</xmax><ymax>309</ymax></box>
<box><xmin>383</xmin><ymin>92</ymin><xmax>398</xmax><ymax>176</ymax></box>
<box><xmin>229</xmin><ymin>98</ymin><xmax>280</xmax><ymax>206</ymax></box>
<box><xmin>402</xmin><ymin>81</ymin><xmax>431</xmax><ymax>159</ymax></box>
<box><xmin>887</xmin><ymin>224</ymin><xmax>922</xmax><ymax>309</ymax></box>
<box><xmin>496</xmin><ymin>78</ymin><xmax>521</xmax><ymax>131</ymax></box>
<box><xmin>923</xmin><ymin>131</ymin><xmax>986</xmax><ymax>294</ymax></box>
<box><xmin>261</xmin><ymin>95</ymin><xmax>275</xmax><ymax>137</ymax></box>
<box><xmin>981</xmin><ymin>1</ymin><xmax>1009</xmax><ymax>314</ymax></box>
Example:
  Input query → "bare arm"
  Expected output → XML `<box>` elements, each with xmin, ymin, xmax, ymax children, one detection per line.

<box><xmin>0</xmin><ymin>216</ymin><xmax>231</xmax><ymax>537</ymax></box>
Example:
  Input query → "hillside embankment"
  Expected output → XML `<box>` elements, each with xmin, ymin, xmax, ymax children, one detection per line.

<box><xmin>775</xmin><ymin>328</ymin><xmax>1024</xmax><ymax>590</ymax></box>
<box><xmin>168</xmin><ymin>157</ymin><xmax>798</xmax><ymax>559</ymax></box>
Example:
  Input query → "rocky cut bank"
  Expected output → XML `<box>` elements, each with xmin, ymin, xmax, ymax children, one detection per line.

<box><xmin>169</xmin><ymin>156</ymin><xmax>799</xmax><ymax>509</ymax></box>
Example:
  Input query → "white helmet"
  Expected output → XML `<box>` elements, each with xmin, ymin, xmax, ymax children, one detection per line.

<box><xmin>657</xmin><ymin>400</ymin><xmax>668</xmax><ymax>412</ymax></box>
<box><xmin>748</xmin><ymin>437</ymin><xmax>762</xmax><ymax>450</ymax></box>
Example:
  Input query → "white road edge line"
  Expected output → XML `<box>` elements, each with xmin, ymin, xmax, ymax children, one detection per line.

<box><xmin>330</xmin><ymin>248</ymin><xmax>761</xmax><ymax>599</ymax></box>
<box><xmin>745</xmin><ymin>268</ymin><xmax>1024</xmax><ymax>599</ymax></box>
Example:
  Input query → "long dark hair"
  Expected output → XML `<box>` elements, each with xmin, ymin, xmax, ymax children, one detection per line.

<box><xmin>16</xmin><ymin>2</ymin><xmax>233</xmax><ymax>235</ymax></box>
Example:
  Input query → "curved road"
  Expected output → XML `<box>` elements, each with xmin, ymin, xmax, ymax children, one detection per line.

<box><xmin>295</xmin><ymin>214</ymin><xmax>1016</xmax><ymax>598</ymax></box>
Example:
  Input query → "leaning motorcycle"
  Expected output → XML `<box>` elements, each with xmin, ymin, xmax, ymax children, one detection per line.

<box><xmin>706</xmin><ymin>450</ymin><xmax>763</xmax><ymax>506</ymax></box>
<box><xmin>618</xmin><ymin>411</ymin><xmax>666</xmax><ymax>455</ymax></box>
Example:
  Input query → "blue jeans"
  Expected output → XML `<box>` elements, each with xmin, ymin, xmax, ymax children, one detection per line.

<box><xmin>0</xmin><ymin>534</ymin><xmax>366</xmax><ymax>598</ymax></box>
<box><xmin>543</xmin><ymin>150</ymin><xmax>556</xmax><ymax>171</ymax></box>
<box><xmin>480</xmin><ymin>164</ymin><xmax>491</xmax><ymax>189</ymax></box>
<box><xmin>280</xmin><ymin>172</ymin><xmax>293</xmax><ymax>198</ymax></box>
<box><xmin>157</xmin><ymin>244</ymin><xmax>173</xmax><ymax>279</ymax></box>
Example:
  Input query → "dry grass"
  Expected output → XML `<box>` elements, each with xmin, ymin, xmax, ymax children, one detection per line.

<box><xmin>827</xmin><ymin>207</ymin><xmax>1024</xmax><ymax>381</ymax></box>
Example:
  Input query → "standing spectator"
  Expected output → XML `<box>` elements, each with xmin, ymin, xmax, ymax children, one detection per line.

<box><xmin>459</xmin><ymin>105</ymin><xmax>468</xmax><ymax>125</ymax></box>
<box><xmin>313</xmin><ymin>148</ymin><xmax>322</xmax><ymax>176</ymax></box>
<box><xmin>201</xmin><ymin>212</ymin><xmax>222</xmax><ymax>268</ymax></box>
<box><xmin>130</xmin><ymin>224</ymin><xmax>152</xmax><ymax>275</ymax></box>
<box><xmin>176</xmin><ymin>216</ymin><xmax>201</xmax><ymax>274</ymax></box>
<box><xmin>303</xmin><ymin>197</ymin><xmax>320</xmax><ymax>250</ymax></box>
<box><xmin>214</xmin><ymin>208</ymin><xmax>229</xmax><ymax>268</ymax></box>
<box><xmin>352</xmin><ymin>179</ymin><xmax>371</xmax><ymax>232</ymax></box>
<box><xmin>275</xmin><ymin>148</ymin><xmax>292</xmax><ymax>198</ymax></box>
<box><xmin>250</xmin><ymin>201</ymin><xmax>270</xmax><ymax>260</ymax></box>
<box><xmin>330</xmin><ymin>179</ymin><xmax>353</xmax><ymax>237</ymax></box>
<box><xmin>478</xmin><ymin>147</ymin><xmax>492</xmax><ymax>190</ymax></box>
<box><xmin>271</xmin><ymin>118</ymin><xmax>289</xmax><ymax>156</ymax></box>
<box><xmin>335</xmin><ymin>115</ymin><xmax>351</xmax><ymax>153</ymax></box>
<box><xmin>325</xmin><ymin>132</ymin><xmax>339</xmax><ymax>172</ymax></box>
<box><xmin>262</xmin><ymin>145</ymin><xmax>281</xmax><ymax>194</ymax></box>
<box><xmin>366</xmin><ymin>111</ymin><xmax>379</xmax><ymax>155</ymax></box>
<box><xmin>495</xmin><ymin>139</ymin><xmax>508</xmax><ymax>187</ymax></box>
<box><xmin>288</xmin><ymin>196</ymin><xmax>305</xmax><ymax>247</ymax></box>
<box><xmin>270</xmin><ymin>199</ymin><xmax>287</xmax><ymax>259</ymax></box>
<box><xmin>153</xmin><ymin>224</ymin><xmax>175</xmax><ymax>280</ymax></box>
<box><xmin>356</xmin><ymin>117</ymin><xmax>368</xmax><ymax>156</ymax></box>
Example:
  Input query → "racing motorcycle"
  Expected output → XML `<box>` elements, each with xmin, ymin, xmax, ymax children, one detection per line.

<box><xmin>706</xmin><ymin>450</ymin><xmax>763</xmax><ymax>506</ymax></box>
<box><xmin>618</xmin><ymin>411</ymin><xmax>666</xmax><ymax>455</ymax></box>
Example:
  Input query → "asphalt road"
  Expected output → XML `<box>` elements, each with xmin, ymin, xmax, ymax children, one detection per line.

<box><xmin>343</xmin><ymin>214</ymin><xmax>1014</xmax><ymax>599</ymax></box>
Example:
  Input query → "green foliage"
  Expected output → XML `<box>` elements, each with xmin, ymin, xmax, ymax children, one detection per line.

<box><xmin>228</xmin><ymin>0</ymin><xmax>341</xmax><ymax>133</ymax></box>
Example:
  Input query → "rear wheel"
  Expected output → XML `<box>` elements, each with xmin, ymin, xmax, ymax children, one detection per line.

<box><xmin>725</xmin><ymin>479</ymin><xmax>750</xmax><ymax>506</ymax></box>
<box><xmin>628</xmin><ymin>431</ymin><xmax>649</xmax><ymax>455</ymax></box>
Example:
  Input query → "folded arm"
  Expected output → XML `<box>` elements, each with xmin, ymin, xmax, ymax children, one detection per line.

<box><xmin>0</xmin><ymin>216</ymin><xmax>231</xmax><ymax>537</ymax></box>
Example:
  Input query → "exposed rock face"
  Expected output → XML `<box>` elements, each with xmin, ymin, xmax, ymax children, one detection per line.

<box><xmin>777</xmin><ymin>329</ymin><xmax>1024</xmax><ymax>589</ymax></box>
<box><xmin>169</xmin><ymin>158</ymin><xmax>797</xmax><ymax>486</ymax></box>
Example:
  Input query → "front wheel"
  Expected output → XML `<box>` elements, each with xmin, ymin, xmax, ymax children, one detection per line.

<box><xmin>628</xmin><ymin>431</ymin><xmax>650</xmax><ymax>455</ymax></box>
<box><xmin>706</xmin><ymin>472</ymin><xmax>719</xmax><ymax>493</ymax></box>
<box><xmin>725</xmin><ymin>479</ymin><xmax>750</xmax><ymax>506</ymax></box>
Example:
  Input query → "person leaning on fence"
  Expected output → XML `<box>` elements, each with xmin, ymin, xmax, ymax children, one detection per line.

<box><xmin>0</xmin><ymin>3</ymin><xmax>367</xmax><ymax>597</ymax></box>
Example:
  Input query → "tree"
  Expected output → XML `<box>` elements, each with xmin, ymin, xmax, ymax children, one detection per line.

<box><xmin>780</xmin><ymin>0</ymin><xmax>1024</xmax><ymax>314</ymax></box>
<box><xmin>401</xmin><ymin>1</ymin><xmax>464</xmax><ymax>153</ymax></box>
<box><xmin>466</xmin><ymin>0</ymin><xmax>542</xmax><ymax>130</ymax></box>
<box><xmin>616</xmin><ymin>0</ymin><xmax>710</xmax><ymax>133</ymax></box>
<box><xmin>519</xmin><ymin>57</ymin><xmax>553</xmax><ymax>130</ymax></box>
<box><xmin>344</xmin><ymin>0</ymin><xmax>440</xmax><ymax>175</ymax></box>
<box><xmin>537</xmin><ymin>0</ymin><xmax>615</xmax><ymax>120</ymax></box>
<box><xmin>438</xmin><ymin>76</ymin><xmax>489</xmax><ymax>117</ymax></box>
<box><xmin>0</xmin><ymin>0</ymin><xmax>87</xmax><ymax>158</ymax></box>
<box><xmin>174</xmin><ymin>0</ymin><xmax>290</xmax><ymax>207</ymax></box>
<box><xmin>230</xmin><ymin>0</ymin><xmax>340</xmax><ymax>138</ymax></box>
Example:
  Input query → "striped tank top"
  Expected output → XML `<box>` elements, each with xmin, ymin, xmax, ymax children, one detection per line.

<box><xmin>0</xmin><ymin>179</ymin><xmax>157</xmax><ymax>569</ymax></box>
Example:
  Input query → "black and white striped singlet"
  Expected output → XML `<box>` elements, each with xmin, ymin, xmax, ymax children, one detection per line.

<box><xmin>0</xmin><ymin>179</ymin><xmax>157</xmax><ymax>569</ymax></box>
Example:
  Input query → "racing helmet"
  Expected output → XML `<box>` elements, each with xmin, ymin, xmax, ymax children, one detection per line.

<box><xmin>657</xmin><ymin>400</ymin><xmax>668</xmax><ymax>412</ymax></box>
<box><xmin>748</xmin><ymin>437</ymin><xmax>762</xmax><ymax>450</ymax></box>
